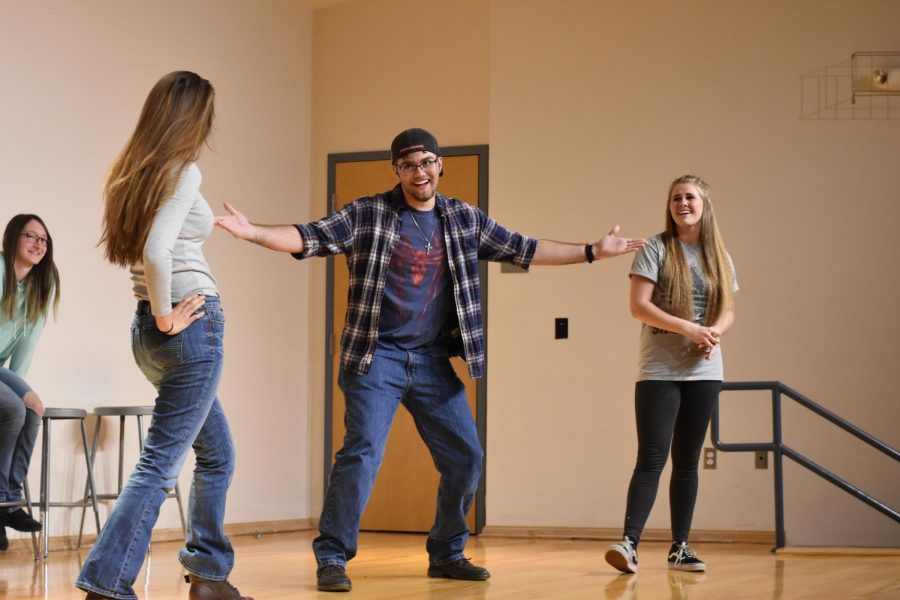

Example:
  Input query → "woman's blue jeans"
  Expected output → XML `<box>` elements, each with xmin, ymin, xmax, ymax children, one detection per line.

<box><xmin>77</xmin><ymin>297</ymin><xmax>235</xmax><ymax>600</ymax></box>
<box><xmin>313</xmin><ymin>343</ymin><xmax>483</xmax><ymax>568</ymax></box>
<box><xmin>0</xmin><ymin>367</ymin><xmax>40</xmax><ymax>507</ymax></box>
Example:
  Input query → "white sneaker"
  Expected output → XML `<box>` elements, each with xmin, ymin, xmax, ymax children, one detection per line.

<box><xmin>667</xmin><ymin>541</ymin><xmax>706</xmax><ymax>572</ymax></box>
<box><xmin>605</xmin><ymin>536</ymin><xmax>638</xmax><ymax>573</ymax></box>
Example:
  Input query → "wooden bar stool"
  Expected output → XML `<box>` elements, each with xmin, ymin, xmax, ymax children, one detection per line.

<box><xmin>0</xmin><ymin>479</ymin><xmax>39</xmax><ymax>559</ymax></box>
<box><xmin>77</xmin><ymin>406</ymin><xmax>187</xmax><ymax>547</ymax></box>
<box><xmin>38</xmin><ymin>408</ymin><xmax>101</xmax><ymax>559</ymax></box>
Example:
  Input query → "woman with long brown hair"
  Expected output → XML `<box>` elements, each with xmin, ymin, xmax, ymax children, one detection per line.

<box><xmin>0</xmin><ymin>214</ymin><xmax>59</xmax><ymax>551</ymax></box>
<box><xmin>605</xmin><ymin>175</ymin><xmax>737</xmax><ymax>574</ymax></box>
<box><xmin>76</xmin><ymin>71</ymin><xmax>251</xmax><ymax>600</ymax></box>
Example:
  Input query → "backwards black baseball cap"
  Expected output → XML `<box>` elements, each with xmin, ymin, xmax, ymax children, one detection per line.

<box><xmin>391</xmin><ymin>128</ymin><xmax>441</xmax><ymax>163</ymax></box>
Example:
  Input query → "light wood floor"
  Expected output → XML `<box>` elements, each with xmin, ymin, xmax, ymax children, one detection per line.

<box><xmin>1</xmin><ymin>530</ymin><xmax>898</xmax><ymax>599</ymax></box>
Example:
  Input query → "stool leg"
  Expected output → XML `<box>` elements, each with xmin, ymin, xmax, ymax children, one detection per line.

<box><xmin>23</xmin><ymin>479</ymin><xmax>38</xmax><ymax>561</ymax></box>
<box><xmin>80</xmin><ymin>418</ymin><xmax>102</xmax><ymax>548</ymax></box>
<box><xmin>137</xmin><ymin>413</ymin><xmax>146</xmax><ymax>452</ymax></box>
<box><xmin>77</xmin><ymin>414</ymin><xmax>102</xmax><ymax>549</ymax></box>
<box><xmin>40</xmin><ymin>417</ymin><xmax>50</xmax><ymax>559</ymax></box>
<box><xmin>117</xmin><ymin>415</ymin><xmax>126</xmax><ymax>494</ymax></box>
<box><xmin>173</xmin><ymin>482</ymin><xmax>187</xmax><ymax>537</ymax></box>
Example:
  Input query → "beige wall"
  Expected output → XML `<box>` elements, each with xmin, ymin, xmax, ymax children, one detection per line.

<box><xmin>3</xmin><ymin>0</ymin><xmax>898</xmax><ymax>550</ymax></box>
<box><xmin>310</xmin><ymin>0</ymin><xmax>899</xmax><ymax>546</ymax></box>
<box><xmin>0</xmin><ymin>0</ymin><xmax>314</xmax><ymax>540</ymax></box>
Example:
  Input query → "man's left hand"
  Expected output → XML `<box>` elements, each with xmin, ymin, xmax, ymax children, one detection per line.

<box><xmin>594</xmin><ymin>225</ymin><xmax>647</xmax><ymax>259</ymax></box>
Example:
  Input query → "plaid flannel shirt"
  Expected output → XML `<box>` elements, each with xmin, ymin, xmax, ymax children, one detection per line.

<box><xmin>293</xmin><ymin>185</ymin><xmax>536</xmax><ymax>379</ymax></box>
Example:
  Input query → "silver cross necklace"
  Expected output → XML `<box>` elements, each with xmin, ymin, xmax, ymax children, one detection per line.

<box><xmin>408</xmin><ymin>210</ymin><xmax>438</xmax><ymax>255</ymax></box>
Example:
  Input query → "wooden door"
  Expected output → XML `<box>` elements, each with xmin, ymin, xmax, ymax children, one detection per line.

<box><xmin>326</xmin><ymin>148</ymin><xmax>487</xmax><ymax>533</ymax></box>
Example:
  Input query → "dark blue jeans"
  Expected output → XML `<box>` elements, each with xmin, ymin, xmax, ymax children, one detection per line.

<box><xmin>313</xmin><ymin>343</ymin><xmax>483</xmax><ymax>568</ymax></box>
<box><xmin>77</xmin><ymin>297</ymin><xmax>235</xmax><ymax>600</ymax></box>
<box><xmin>0</xmin><ymin>368</ymin><xmax>40</xmax><ymax>507</ymax></box>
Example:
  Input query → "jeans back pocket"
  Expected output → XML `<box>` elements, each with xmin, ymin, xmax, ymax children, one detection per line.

<box><xmin>139</xmin><ymin>317</ymin><xmax>185</xmax><ymax>370</ymax></box>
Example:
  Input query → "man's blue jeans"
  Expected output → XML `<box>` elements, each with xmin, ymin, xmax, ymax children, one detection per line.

<box><xmin>77</xmin><ymin>298</ymin><xmax>235</xmax><ymax>600</ymax></box>
<box><xmin>313</xmin><ymin>343</ymin><xmax>483</xmax><ymax>568</ymax></box>
<box><xmin>0</xmin><ymin>367</ymin><xmax>40</xmax><ymax>507</ymax></box>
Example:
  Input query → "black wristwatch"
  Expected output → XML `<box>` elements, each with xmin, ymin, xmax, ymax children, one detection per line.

<box><xmin>584</xmin><ymin>243</ymin><xmax>595</xmax><ymax>264</ymax></box>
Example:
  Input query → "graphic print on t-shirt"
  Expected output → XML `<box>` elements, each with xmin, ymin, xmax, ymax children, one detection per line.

<box><xmin>378</xmin><ymin>208</ymin><xmax>452</xmax><ymax>350</ymax></box>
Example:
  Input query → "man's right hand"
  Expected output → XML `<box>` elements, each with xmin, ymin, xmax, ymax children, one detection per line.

<box><xmin>214</xmin><ymin>203</ymin><xmax>304</xmax><ymax>253</ymax></box>
<box><xmin>214</xmin><ymin>202</ymin><xmax>256</xmax><ymax>240</ymax></box>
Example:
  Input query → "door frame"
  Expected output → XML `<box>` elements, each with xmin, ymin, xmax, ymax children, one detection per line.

<box><xmin>324</xmin><ymin>145</ymin><xmax>489</xmax><ymax>533</ymax></box>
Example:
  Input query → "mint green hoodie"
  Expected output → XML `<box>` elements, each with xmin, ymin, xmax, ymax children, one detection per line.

<box><xmin>0</xmin><ymin>254</ymin><xmax>47</xmax><ymax>376</ymax></box>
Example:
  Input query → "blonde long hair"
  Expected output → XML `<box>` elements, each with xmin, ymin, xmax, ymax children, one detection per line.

<box><xmin>100</xmin><ymin>71</ymin><xmax>215</xmax><ymax>266</ymax></box>
<box><xmin>659</xmin><ymin>175</ymin><xmax>734</xmax><ymax>325</ymax></box>
<box><xmin>1</xmin><ymin>214</ymin><xmax>60</xmax><ymax>323</ymax></box>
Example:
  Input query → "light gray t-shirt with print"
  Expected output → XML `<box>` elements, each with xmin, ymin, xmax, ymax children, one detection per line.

<box><xmin>130</xmin><ymin>163</ymin><xmax>218</xmax><ymax>316</ymax></box>
<box><xmin>629</xmin><ymin>234</ymin><xmax>738</xmax><ymax>382</ymax></box>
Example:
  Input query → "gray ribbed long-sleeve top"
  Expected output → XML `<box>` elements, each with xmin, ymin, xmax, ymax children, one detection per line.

<box><xmin>130</xmin><ymin>163</ymin><xmax>218</xmax><ymax>316</ymax></box>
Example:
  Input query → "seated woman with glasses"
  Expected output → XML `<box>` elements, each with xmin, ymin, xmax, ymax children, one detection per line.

<box><xmin>0</xmin><ymin>214</ymin><xmax>60</xmax><ymax>551</ymax></box>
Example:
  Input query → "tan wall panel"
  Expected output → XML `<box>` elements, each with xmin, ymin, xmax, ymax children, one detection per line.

<box><xmin>331</xmin><ymin>156</ymin><xmax>480</xmax><ymax>533</ymax></box>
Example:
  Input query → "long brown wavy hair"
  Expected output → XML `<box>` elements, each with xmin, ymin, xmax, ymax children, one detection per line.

<box><xmin>100</xmin><ymin>71</ymin><xmax>215</xmax><ymax>266</ymax></box>
<box><xmin>659</xmin><ymin>175</ymin><xmax>734</xmax><ymax>325</ymax></box>
<box><xmin>1</xmin><ymin>214</ymin><xmax>60</xmax><ymax>323</ymax></box>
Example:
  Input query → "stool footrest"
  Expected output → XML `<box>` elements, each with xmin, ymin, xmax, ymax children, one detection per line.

<box><xmin>94</xmin><ymin>406</ymin><xmax>155</xmax><ymax>417</ymax></box>
<box><xmin>43</xmin><ymin>501</ymin><xmax>97</xmax><ymax>509</ymax></box>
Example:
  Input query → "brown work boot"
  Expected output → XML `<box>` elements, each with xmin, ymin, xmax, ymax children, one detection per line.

<box><xmin>185</xmin><ymin>574</ymin><xmax>254</xmax><ymax>600</ymax></box>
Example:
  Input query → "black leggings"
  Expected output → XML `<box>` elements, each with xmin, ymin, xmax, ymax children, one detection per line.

<box><xmin>623</xmin><ymin>380</ymin><xmax>721</xmax><ymax>544</ymax></box>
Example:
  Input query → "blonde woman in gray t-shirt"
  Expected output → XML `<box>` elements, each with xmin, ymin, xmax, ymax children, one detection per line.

<box><xmin>605</xmin><ymin>175</ymin><xmax>738</xmax><ymax>575</ymax></box>
<box><xmin>76</xmin><ymin>72</ymin><xmax>252</xmax><ymax>600</ymax></box>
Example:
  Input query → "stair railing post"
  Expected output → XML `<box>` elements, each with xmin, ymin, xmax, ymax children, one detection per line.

<box><xmin>772</xmin><ymin>385</ymin><xmax>786</xmax><ymax>550</ymax></box>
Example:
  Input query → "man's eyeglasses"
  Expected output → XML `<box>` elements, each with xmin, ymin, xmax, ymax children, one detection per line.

<box><xmin>20</xmin><ymin>232</ymin><xmax>50</xmax><ymax>246</ymax></box>
<box><xmin>397</xmin><ymin>158</ymin><xmax>440</xmax><ymax>174</ymax></box>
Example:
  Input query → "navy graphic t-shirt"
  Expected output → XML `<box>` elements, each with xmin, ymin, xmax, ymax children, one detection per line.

<box><xmin>378</xmin><ymin>206</ymin><xmax>452</xmax><ymax>352</ymax></box>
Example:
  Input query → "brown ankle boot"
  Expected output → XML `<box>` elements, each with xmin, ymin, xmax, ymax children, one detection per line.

<box><xmin>184</xmin><ymin>574</ymin><xmax>254</xmax><ymax>600</ymax></box>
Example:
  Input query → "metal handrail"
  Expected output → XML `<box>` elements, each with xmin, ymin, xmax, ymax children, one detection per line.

<box><xmin>711</xmin><ymin>381</ymin><xmax>900</xmax><ymax>550</ymax></box>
